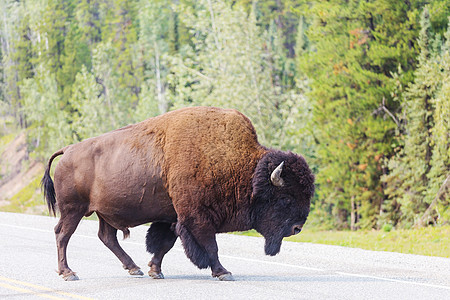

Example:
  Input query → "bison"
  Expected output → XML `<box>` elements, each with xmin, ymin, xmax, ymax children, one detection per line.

<box><xmin>42</xmin><ymin>106</ymin><xmax>314</xmax><ymax>281</ymax></box>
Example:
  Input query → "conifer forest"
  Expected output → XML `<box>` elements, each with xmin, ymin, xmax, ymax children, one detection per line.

<box><xmin>1</xmin><ymin>0</ymin><xmax>449</xmax><ymax>230</ymax></box>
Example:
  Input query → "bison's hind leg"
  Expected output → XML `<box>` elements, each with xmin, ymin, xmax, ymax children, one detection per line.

<box><xmin>55</xmin><ymin>210</ymin><xmax>85</xmax><ymax>281</ymax></box>
<box><xmin>97</xmin><ymin>215</ymin><xmax>143</xmax><ymax>276</ymax></box>
<box><xmin>146</xmin><ymin>222</ymin><xmax>177</xmax><ymax>279</ymax></box>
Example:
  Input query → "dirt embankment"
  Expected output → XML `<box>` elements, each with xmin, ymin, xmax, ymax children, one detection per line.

<box><xmin>0</xmin><ymin>132</ymin><xmax>44</xmax><ymax>207</ymax></box>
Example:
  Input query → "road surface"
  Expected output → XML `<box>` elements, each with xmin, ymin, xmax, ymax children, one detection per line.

<box><xmin>0</xmin><ymin>212</ymin><xmax>449</xmax><ymax>299</ymax></box>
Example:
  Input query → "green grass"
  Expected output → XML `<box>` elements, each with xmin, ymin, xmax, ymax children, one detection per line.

<box><xmin>235</xmin><ymin>226</ymin><xmax>450</xmax><ymax>258</ymax></box>
<box><xmin>0</xmin><ymin>132</ymin><xmax>16</xmax><ymax>148</ymax></box>
<box><xmin>1</xmin><ymin>177</ymin><xmax>48</xmax><ymax>215</ymax></box>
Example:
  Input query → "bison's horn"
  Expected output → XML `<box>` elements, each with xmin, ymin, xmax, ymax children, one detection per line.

<box><xmin>270</xmin><ymin>161</ymin><xmax>285</xmax><ymax>187</ymax></box>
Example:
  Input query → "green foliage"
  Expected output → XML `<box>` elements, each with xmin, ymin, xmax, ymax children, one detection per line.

<box><xmin>299</xmin><ymin>1</ymin><xmax>450</xmax><ymax>230</ymax></box>
<box><xmin>382</xmin><ymin>223</ymin><xmax>393</xmax><ymax>232</ymax></box>
<box><xmin>0</xmin><ymin>132</ymin><xmax>15</xmax><ymax>148</ymax></box>
<box><xmin>2</xmin><ymin>177</ymin><xmax>46</xmax><ymax>215</ymax></box>
<box><xmin>21</xmin><ymin>64</ymin><xmax>72</xmax><ymax>157</ymax></box>
<box><xmin>1</xmin><ymin>0</ymin><xmax>449</xmax><ymax>230</ymax></box>
<box><xmin>167</xmin><ymin>0</ymin><xmax>312</xmax><ymax>151</ymax></box>
<box><xmin>136</xmin><ymin>0</ymin><xmax>172</xmax><ymax>116</ymax></box>
<box><xmin>70</xmin><ymin>65</ymin><xmax>109</xmax><ymax>141</ymax></box>
<box><xmin>382</xmin><ymin>9</ymin><xmax>450</xmax><ymax>227</ymax></box>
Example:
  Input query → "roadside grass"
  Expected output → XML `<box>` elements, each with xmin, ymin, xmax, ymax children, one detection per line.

<box><xmin>1</xmin><ymin>177</ymin><xmax>49</xmax><ymax>215</ymax></box>
<box><xmin>0</xmin><ymin>132</ymin><xmax>16</xmax><ymax>148</ymax></box>
<box><xmin>235</xmin><ymin>226</ymin><xmax>450</xmax><ymax>258</ymax></box>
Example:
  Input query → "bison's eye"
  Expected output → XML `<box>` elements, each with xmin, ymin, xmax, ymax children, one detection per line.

<box><xmin>279</xmin><ymin>197</ymin><xmax>292</xmax><ymax>207</ymax></box>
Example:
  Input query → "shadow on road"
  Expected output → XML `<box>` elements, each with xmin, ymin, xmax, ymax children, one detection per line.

<box><xmin>146</xmin><ymin>274</ymin><xmax>379</xmax><ymax>283</ymax></box>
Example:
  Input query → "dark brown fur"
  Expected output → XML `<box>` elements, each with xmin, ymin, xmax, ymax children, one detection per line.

<box><xmin>42</xmin><ymin>107</ymin><xmax>314</xmax><ymax>280</ymax></box>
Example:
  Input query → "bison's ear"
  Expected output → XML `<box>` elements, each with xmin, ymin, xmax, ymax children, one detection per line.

<box><xmin>270</xmin><ymin>161</ymin><xmax>284</xmax><ymax>187</ymax></box>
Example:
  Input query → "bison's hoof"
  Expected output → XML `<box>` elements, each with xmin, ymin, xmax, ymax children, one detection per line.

<box><xmin>63</xmin><ymin>273</ymin><xmax>79</xmax><ymax>281</ymax></box>
<box><xmin>218</xmin><ymin>273</ymin><xmax>235</xmax><ymax>281</ymax></box>
<box><xmin>128</xmin><ymin>268</ymin><xmax>144</xmax><ymax>276</ymax></box>
<box><xmin>149</xmin><ymin>271</ymin><xmax>164</xmax><ymax>279</ymax></box>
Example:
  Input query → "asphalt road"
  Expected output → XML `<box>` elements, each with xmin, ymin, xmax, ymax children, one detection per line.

<box><xmin>0</xmin><ymin>212</ymin><xmax>449</xmax><ymax>299</ymax></box>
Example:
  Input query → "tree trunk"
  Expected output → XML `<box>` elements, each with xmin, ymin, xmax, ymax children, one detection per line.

<box><xmin>351</xmin><ymin>196</ymin><xmax>358</xmax><ymax>231</ymax></box>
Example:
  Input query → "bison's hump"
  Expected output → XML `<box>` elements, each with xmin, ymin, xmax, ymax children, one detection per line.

<box><xmin>132</xmin><ymin>107</ymin><xmax>267</xmax><ymax>206</ymax></box>
<box><xmin>134</xmin><ymin>106</ymin><xmax>264</xmax><ymax>160</ymax></box>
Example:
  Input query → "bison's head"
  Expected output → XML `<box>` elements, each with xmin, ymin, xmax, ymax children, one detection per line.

<box><xmin>251</xmin><ymin>151</ymin><xmax>315</xmax><ymax>256</ymax></box>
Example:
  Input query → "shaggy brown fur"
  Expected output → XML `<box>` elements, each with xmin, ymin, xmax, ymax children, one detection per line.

<box><xmin>132</xmin><ymin>107</ymin><xmax>267</xmax><ymax>228</ymax></box>
<box><xmin>42</xmin><ymin>106</ymin><xmax>314</xmax><ymax>281</ymax></box>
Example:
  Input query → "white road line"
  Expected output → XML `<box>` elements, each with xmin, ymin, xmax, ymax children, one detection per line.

<box><xmin>219</xmin><ymin>254</ymin><xmax>326</xmax><ymax>272</ymax></box>
<box><xmin>0</xmin><ymin>223</ymin><xmax>55</xmax><ymax>233</ymax></box>
<box><xmin>336</xmin><ymin>272</ymin><xmax>450</xmax><ymax>290</ymax></box>
<box><xmin>1</xmin><ymin>222</ymin><xmax>449</xmax><ymax>290</ymax></box>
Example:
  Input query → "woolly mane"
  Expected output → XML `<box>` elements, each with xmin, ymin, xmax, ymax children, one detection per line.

<box><xmin>252</xmin><ymin>150</ymin><xmax>315</xmax><ymax>205</ymax></box>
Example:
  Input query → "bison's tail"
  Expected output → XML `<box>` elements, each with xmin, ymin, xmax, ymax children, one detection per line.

<box><xmin>41</xmin><ymin>147</ymin><xmax>66</xmax><ymax>216</ymax></box>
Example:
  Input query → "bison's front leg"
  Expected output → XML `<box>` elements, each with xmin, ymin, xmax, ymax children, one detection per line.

<box><xmin>176</xmin><ymin>223</ymin><xmax>234</xmax><ymax>281</ymax></box>
<box><xmin>146</xmin><ymin>222</ymin><xmax>178</xmax><ymax>279</ymax></box>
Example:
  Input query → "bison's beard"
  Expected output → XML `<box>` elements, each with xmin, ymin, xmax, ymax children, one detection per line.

<box><xmin>264</xmin><ymin>235</ymin><xmax>283</xmax><ymax>256</ymax></box>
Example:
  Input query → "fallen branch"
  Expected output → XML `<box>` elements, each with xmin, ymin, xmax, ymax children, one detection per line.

<box><xmin>417</xmin><ymin>174</ymin><xmax>450</xmax><ymax>227</ymax></box>
<box><xmin>372</xmin><ymin>97</ymin><xmax>401</xmax><ymax>128</ymax></box>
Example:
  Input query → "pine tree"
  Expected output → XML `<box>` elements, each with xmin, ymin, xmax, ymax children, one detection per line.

<box><xmin>21</xmin><ymin>64</ymin><xmax>71</xmax><ymax>158</ymax></box>
<box><xmin>383</xmin><ymin>11</ymin><xmax>450</xmax><ymax>227</ymax></box>
<box><xmin>427</xmin><ymin>23</ymin><xmax>450</xmax><ymax>223</ymax></box>
<box><xmin>0</xmin><ymin>0</ymin><xmax>30</xmax><ymax>128</ymax></box>
<box><xmin>70</xmin><ymin>65</ymin><xmax>109</xmax><ymax>141</ymax></box>
<box><xmin>75</xmin><ymin>0</ymin><xmax>102</xmax><ymax>49</ymax></box>
<box><xmin>136</xmin><ymin>0</ymin><xmax>171</xmax><ymax>118</ymax></box>
<box><xmin>298</xmin><ymin>0</ymin><xmax>428</xmax><ymax>229</ymax></box>
<box><xmin>167</xmin><ymin>0</ymin><xmax>311</xmax><ymax>152</ymax></box>
<box><xmin>98</xmin><ymin>0</ymin><xmax>141</xmax><ymax>111</ymax></box>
